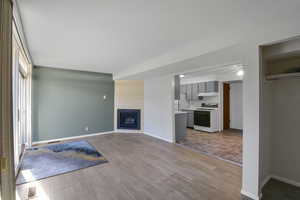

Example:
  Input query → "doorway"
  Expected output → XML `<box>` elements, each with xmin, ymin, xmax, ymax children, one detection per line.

<box><xmin>174</xmin><ymin>65</ymin><xmax>244</xmax><ymax>166</ymax></box>
<box><xmin>223</xmin><ymin>81</ymin><xmax>243</xmax><ymax>131</ymax></box>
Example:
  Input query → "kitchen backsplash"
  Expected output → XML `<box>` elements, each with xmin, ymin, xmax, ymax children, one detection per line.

<box><xmin>191</xmin><ymin>96</ymin><xmax>219</xmax><ymax>105</ymax></box>
<box><xmin>179</xmin><ymin>95</ymin><xmax>219</xmax><ymax>109</ymax></box>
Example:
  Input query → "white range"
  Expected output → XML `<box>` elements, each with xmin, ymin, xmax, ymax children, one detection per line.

<box><xmin>193</xmin><ymin>107</ymin><xmax>219</xmax><ymax>132</ymax></box>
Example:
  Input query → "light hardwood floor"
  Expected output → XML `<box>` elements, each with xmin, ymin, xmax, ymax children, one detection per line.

<box><xmin>16</xmin><ymin>133</ymin><xmax>242</xmax><ymax>200</ymax></box>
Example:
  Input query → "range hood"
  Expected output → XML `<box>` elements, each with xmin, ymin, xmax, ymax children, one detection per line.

<box><xmin>198</xmin><ymin>92</ymin><xmax>218</xmax><ymax>97</ymax></box>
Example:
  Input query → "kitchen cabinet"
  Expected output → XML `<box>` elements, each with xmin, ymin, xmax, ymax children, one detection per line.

<box><xmin>186</xmin><ymin>84</ymin><xmax>192</xmax><ymax>100</ymax></box>
<box><xmin>182</xmin><ymin>109</ymin><xmax>194</xmax><ymax>128</ymax></box>
<box><xmin>191</xmin><ymin>83</ymin><xmax>198</xmax><ymax>100</ymax></box>
<box><xmin>206</xmin><ymin>81</ymin><xmax>218</xmax><ymax>92</ymax></box>
<box><xmin>187</xmin><ymin>111</ymin><xmax>194</xmax><ymax>128</ymax></box>
<box><xmin>182</xmin><ymin>81</ymin><xmax>219</xmax><ymax>101</ymax></box>
<box><xmin>198</xmin><ymin>82</ymin><xmax>206</xmax><ymax>93</ymax></box>
<box><xmin>175</xmin><ymin>112</ymin><xmax>187</xmax><ymax>142</ymax></box>
<box><xmin>180</xmin><ymin>85</ymin><xmax>187</xmax><ymax>95</ymax></box>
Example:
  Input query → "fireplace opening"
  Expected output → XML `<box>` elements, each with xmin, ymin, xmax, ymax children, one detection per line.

<box><xmin>117</xmin><ymin>109</ymin><xmax>141</xmax><ymax>130</ymax></box>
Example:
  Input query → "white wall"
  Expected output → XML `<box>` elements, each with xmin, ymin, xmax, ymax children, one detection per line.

<box><xmin>181</xmin><ymin>75</ymin><xmax>218</xmax><ymax>85</ymax></box>
<box><xmin>129</xmin><ymin>44</ymin><xmax>261</xmax><ymax>200</ymax></box>
<box><xmin>180</xmin><ymin>68</ymin><xmax>243</xmax><ymax>85</ymax></box>
<box><xmin>114</xmin><ymin>80</ymin><xmax>144</xmax><ymax>131</ymax></box>
<box><xmin>144</xmin><ymin>75</ymin><xmax>174</xmax><ymax>143</ymax></box>
<box><xmin>117</xmin><ymin>41</ymin><xmax>299</xmax><ymax>200</ymax></box>
<box><xmin>230</xmin><ymin>82</ymin><xmax>243</xmax><ymax>130</ymax></box>
<box><xmin>270</xmin><ymin>79</ymin><xmax>300</xmax><ymax>184</ymax></box>
<box><xmin>260</xmin><ymin>81</ymin><xmax>273</xmax><ymax>186</ymax></box>
<box><xmin>241</xmin><ymin>47</ymin><xmax>261</xmax><ymax>200</ymax></box>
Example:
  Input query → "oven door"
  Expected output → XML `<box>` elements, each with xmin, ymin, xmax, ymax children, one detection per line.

<box><xmin>194</xmin><ymin>110</ymin><xmax>210</xmax><ymax>127</ymax></box>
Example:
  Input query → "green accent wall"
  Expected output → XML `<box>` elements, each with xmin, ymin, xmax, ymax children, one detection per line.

<box><xmin>32</xmin><ymin>66</ymin><xmax>114</xmax><ymax>142</ymax></box>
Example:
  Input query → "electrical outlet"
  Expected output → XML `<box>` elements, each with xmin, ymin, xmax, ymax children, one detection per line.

<box><xmin>103</xmin><ymin>95</ymin><xmax>107</xmax><ymax>100</ymax></box>
<box><xmin>85</xmin><ymin>126</ymin><xmax>89</xmax><ymax>131</ymax></box>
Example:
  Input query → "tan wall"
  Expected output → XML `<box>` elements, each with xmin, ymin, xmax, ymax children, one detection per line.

<box><xmin>114</xmin><ymin>80</ymin><xmax>144</xmax><ymax>131</ymax></box>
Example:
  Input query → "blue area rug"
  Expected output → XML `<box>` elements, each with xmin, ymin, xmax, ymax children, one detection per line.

<box><xmin>16</xmin><ymin>140</ymin><xmax>108</xmax><ymax>185</ymax></box>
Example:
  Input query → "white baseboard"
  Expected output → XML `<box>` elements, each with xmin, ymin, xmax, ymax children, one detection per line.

<box><xmin>114</xmin><ymin>129</ymin><xmax>143</xmax><ymax>134</ymax></box>
<box><xmin>240</xmin><ymin>189</ymin><xmax>260</xmax><ymax>200</ymax></box>
<box><xmin>32</xmin><ymin>130</ymin><xmax>174</xmax><ymax>146</ymax></box>
<box><xmin>32</xmin><ymin>131</ymin><xmax>115</xmax><ymax>145</ymax></box>
<box><xmin>260</xmin><ymin>175</ymin><xmax>272</xmax><ymax>190</ymax></box>
<box><xmin>271</xmin><ymin>174</ymin><xmax>300</xmax><ymax>188</ymax></box>
<box><xmin>259</xmin><ymin>175</ymin><xmax>272</xmax><ymax>200</ymax></box>
<box><xmin>260</xmin><ymin>174</ymin><xmax>300</xmax><ymax>189</ymax></box>
<box><xmin>259</xmin><ymin>174</ymin><xmax>300</xmax><ymax>200</ymax></box>
<box><xmin>143</xmin><ymin>132</ymin><xmax>174</xmax><ymax>143</ymax></box>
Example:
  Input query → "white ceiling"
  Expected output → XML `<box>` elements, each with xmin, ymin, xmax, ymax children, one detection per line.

<box><xmin>180</xmin><ymin>64</ymin><xmax>243</xmax><ymax>84</ymax></box>
<box><xmin>18</xmin><ymin>0</ymin><xmax>300</xmax><ymax>75</ymax></box>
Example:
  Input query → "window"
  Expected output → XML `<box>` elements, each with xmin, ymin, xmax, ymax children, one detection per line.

<box><xmin>12</xmin><ymin>21</ymin><xmax>32</xmax><ymax>171</ymax></box>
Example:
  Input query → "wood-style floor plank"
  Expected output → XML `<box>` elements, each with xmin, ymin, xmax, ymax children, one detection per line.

<box><xmin>16</xmin><ymin>133</ymin><xmax>242</xmax><ymax>200</ymax></box>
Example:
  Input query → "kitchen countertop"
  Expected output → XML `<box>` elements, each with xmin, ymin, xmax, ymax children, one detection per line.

<box><xmin>181</xmin><ymin>108</ymin><xmax>194</xmax><ymax>110</ymax></box>
<box><xmin>174</xmin><ymin>111</ymin><xmax>188</xmax><ymax>115</ymax></box>
<box><xmin>181</xmin><ymin>107</ymin><xmax>219</xmax><ymax>111</ymax></box>
<box><xmin>196</xmin><ymin>107</ymin><xmax>219</xmax><ymax>110</ymax></box>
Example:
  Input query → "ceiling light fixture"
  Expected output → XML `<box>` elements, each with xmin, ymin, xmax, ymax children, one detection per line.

<box><xmin>179</xmin><ymin>74</ymin><xmax>185</xmax><ymax>78</ymax></box>
<box><xmin>237</xmin><ymin>70</ymin><xmax>244</xmax><ymax>76</ymax></box>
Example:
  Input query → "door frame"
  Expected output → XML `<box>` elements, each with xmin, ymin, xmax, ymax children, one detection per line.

<box><xmin>1</xmin><ymin>1</ymin><xmax>33</xmax><ymax>199</ymax></box>
<box><xmin>223</xmin><ymin>83</ymin><xmax>230</xmax><ymax>129</ymax></box>
<box><xmin>0</xmin><ymin>0</ymin><xmax>16</xmax><ymax>199</ymax></box>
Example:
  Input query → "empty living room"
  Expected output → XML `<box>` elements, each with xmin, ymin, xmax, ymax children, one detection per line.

<box><xmin>1</xmin><ymin>1</ymin><xmax>300</xmax><ymax>200</ymax></box>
